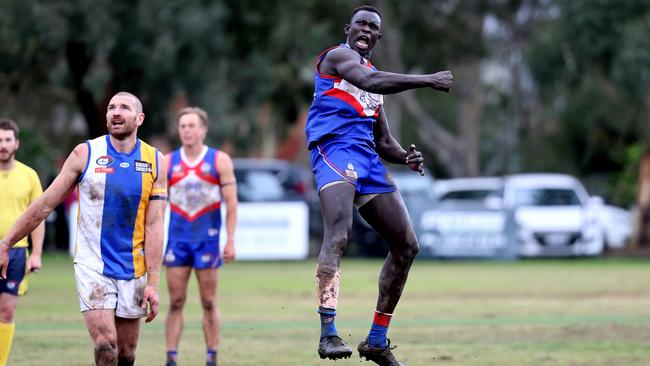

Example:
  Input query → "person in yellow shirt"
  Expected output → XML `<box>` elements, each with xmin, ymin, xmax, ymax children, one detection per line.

<box><xmin>0</xmin><ymin>118</ymin><xmax>44</xmax><ymax>366</ymax></box>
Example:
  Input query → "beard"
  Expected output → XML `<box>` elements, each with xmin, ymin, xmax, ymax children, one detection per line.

<box><xmin>107</xmin><ymin>118</ymin><xmax>137</xmax><ymax>140</ymax></box>
<box><xmin>0</xmin><ymin>149</ymin><xmax>16</xmax><ymax>164</ymax></box>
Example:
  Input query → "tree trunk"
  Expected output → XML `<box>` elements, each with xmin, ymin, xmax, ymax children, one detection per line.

<box><xmin>635</xmin><ymin>152</ymin><xmax>650</xmax><ymax>247</ymax></box>
<box><xmin>65</xmin><ymin>41</ymin><xmax>104</xmax><ymax>137</ymax></box>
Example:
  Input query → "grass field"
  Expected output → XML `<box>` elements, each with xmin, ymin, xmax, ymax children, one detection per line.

<box><xmin>9</xmin><ymin>254</ymin><xmax>650</xmax><ymax>365</ymax></box>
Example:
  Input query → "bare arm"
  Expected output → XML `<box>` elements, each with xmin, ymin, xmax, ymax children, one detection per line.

<box><xmin>320</xmin><ymin>47</ymin><xmax>453</xmax><ymax>94</ymax></box>
<box><xmin>218</xmin><ymin>152</ymin><xmax>237</xmax><ymax>263</ymax></box>
<box><xmin>374</xmin><ymin>108</ymin><xmax>425</xmax><ymax>175</ymax></box>
<box><xmin>141</xmin><ymin>151</ymin><xmax>167</xmax><ymax>322</ymax></box>
<box><xmin>27</xmin><ymin>221</ymin><xmax>45</xmax><ymax>272</ymax></box>
<box><xmin>0</xmin><ymin>143</ymin><xmax>87</xmax><ymax>277</ymax></box>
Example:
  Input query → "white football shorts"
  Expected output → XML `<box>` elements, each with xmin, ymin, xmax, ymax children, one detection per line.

<box><xmin>74</xmin><ymin>262</ymin><xmax>147</xmax><ymax>318</ymax></box>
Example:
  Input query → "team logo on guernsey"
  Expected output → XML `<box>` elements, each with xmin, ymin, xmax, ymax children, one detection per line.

<box><xmin>172</xmin><ymin>165</ymin><xmax>182</xmax><ymax>173</ymax></box>
<box><xmin>134</xmin><ymin>160</ymin><xmax>152</xmax><ymax>173</ymax></box>
<box><xmin>96</xmin><ymin>155</ymin><xmax>114</xmax><ymax>166</ymax></box>
<box><xmin>201</xmin><ymin>162</ymin><xmax>211</xmax><ymax>173</ymax></box>
<box><xmin>345</xmin><ymin>163</ymin><xmax>357</xmax><ymax>179</ymax></box>
<box><xmin>208</xmin><ymin>228</ymin><xmax>219</xmax><ymax>237</ymax></box>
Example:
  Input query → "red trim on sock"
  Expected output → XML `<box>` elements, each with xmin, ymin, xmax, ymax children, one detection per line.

<box><xmin>373</xmin><ymin>311</ymin><xmax>393</xmax><ymax>327</ymax></box>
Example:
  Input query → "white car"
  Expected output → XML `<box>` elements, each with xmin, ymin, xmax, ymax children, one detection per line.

<box><xmin>503</xmin><ymin>174</ymin><xmax>604</xmax><ymax>257</ymax></box>
<box><xmin>434</xmin><ymin>177</ymin><xmax>503</xmax><ymax>209</ymax></box>
<box><xmin>433</xmin><ymin>174</ymin><xmax>634</xmax><ymax>257</ymax></box>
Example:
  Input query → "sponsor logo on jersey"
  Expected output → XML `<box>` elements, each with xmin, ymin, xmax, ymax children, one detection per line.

<box><xmin>96</xmin><ymin>155</ymin><xmax>114</xmax><ymax>166</ymax></box>
<box><xmin>134</xmin><ymin>160</ymin><xmax>152</xmax><ymax>173</ymax></box>
<box><xmin>172</xmin><ymin>165</ymin><xmax>182</xmax><ymax>173</ymax></box>
<box><xmin>201</xmin><ymin>163</ymin><xmax>211</xmax><ymax>173</ymax></box>
<box><xmin>208</xmin><ymin>228</ymin><xmax>219</xmax><ymax>237</ymax></box>
<box><xmin>95</xmin><ymin>167</ymin><xmax>115</xmax><ymax>174</ymax></box>
<box><xmin>120</xmin><ymin>162</ymin><xmax>130</xmax><ymax>168</ymax></box>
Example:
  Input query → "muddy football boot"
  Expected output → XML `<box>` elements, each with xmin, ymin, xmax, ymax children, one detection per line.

<box><xmin>357</xmin><ymin>338</ymin><xmax>404</xmax><ymax>366</ymax></box>
<box><xmin>318</xmin><ymin>335</ymin><xmax>353</xmax><ymax>360</ymax></box>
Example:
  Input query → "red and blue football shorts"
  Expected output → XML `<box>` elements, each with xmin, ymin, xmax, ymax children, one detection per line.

<box><xmin>163</xmin><ymin>240</ymin><xmax>222</xmax><ymax>269</ymax></box>
<box><xmin>310</xmin><ymin>139</ymin><xmax>396</xmax><ymax>195</ymax></box>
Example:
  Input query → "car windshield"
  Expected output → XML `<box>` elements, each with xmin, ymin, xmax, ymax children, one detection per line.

<box><xmin>391</xmin><ymin>173</ymin><xmax>435</xmax><ymax>200</ymax></box>
<box><xmin>439</xmin><ymin>189</ymin><xmax>499</xmax><ymax>201</ymax></box>
<box><xmin>514</xmin><ymin>188</ymin><xmax>581</xmax><ymax>206</ymax></box>
<box><xmin>236</xmin><ymin>170</ymin><xmax>285</xmax><ymax>201</ymax></box>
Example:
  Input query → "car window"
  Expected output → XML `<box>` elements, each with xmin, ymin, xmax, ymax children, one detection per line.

<box><xmin>391</xmin><ymin>173</ymin><xmax>435</xmax><ymax>200</ymax></box>
<box><xmin>439</xmin><ymin>189</ymin><xmax>499</xmax><ymax>201</ymax></box>
<box><xmin>236</xmin><ymin>170</ymin><xmax>285</xmax><ymax>201</ymax></box>
<box><xmin>514</xmin><ymin>188</ymin><xmax>581</xmax><ymax>206</ymax></box>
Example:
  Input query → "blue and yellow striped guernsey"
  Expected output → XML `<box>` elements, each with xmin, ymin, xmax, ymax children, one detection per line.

<box><xmin>75</xmin><ymin>135</ymin><xmax>160</xmax><ymax>280</ymax></box>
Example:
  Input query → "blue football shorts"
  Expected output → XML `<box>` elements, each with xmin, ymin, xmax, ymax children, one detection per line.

<box><xmin>0</xmin><ymin>247</ymin><xmax>27</xmax><ymax>296</ymax></box>
<box><xmin>163</xmin><ymin>240</ymin><xmax>222</xmax><ymax>269</ymax></box>
<box><xmin>310</xmin><ymin>139</ymin><xmax>396</xmax><ymax>195</ymax></box>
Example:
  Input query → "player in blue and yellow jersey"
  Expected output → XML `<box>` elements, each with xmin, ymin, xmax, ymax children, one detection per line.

<box><xmin>305</xmin><ymin>5</ymin><xmax>453</xmax><ymax>365</ymax></box>
<box><xmin>0</xmin><ymin>118</ymin><xmax>44</xmax><ymax>366</ymax></box>
<box><xmin>0</xmin><ymin>92</ymin><xmax>167</xmax><ymax>366</ymax></box>
<box><xmin>163</xmin><ymin>107</ymin><xmax>237</xmax><ymax>366</ymax></box>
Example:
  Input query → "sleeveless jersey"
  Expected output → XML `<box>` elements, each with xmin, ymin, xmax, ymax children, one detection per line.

<box><xmin>305</xmin><ymin>43</ymin><xmax>384</xmax><ymax>149</ymax></box>
<box><xmin>167</xmin><ymin>146</ymin><xmax>222</xmax><ymax>243</ymax></box>
<box><xmin>75</xmin><ymin>135</ymin><xmax>159</xmax><ymax>280</ymax></box>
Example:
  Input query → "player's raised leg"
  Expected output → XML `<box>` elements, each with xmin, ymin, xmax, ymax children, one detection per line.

<box><xmin>316</xmin><ymin>182</ymin><xmax>356</xmax><ymax>360</ymax></box>
<box><xmin>356</xmin><ymin>191</ymin><xmax>418</xmax><ymax>366</ymax></box>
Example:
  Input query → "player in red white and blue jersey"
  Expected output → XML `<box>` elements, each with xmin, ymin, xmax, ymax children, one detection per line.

<box><xmin>163</xmin><ymin>107</ymin><xmax>237</xmax><ymax>366</ymax></box>
<box><xmin>305</xmin><ymin>5</ymin><xmax>453</xmax><ymax>365</ymax></box>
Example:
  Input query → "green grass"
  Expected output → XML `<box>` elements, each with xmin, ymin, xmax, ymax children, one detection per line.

<box><xmin>10</xmin><ymin>254</ymin><xmax>650</xmax><ymax>365</ymax></box>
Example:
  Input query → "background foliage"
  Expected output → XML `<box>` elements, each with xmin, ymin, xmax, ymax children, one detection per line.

<box><xmin>0</xmin><ymin>0</ymin><xmax>648</xmax><ymax>205</ymax></box>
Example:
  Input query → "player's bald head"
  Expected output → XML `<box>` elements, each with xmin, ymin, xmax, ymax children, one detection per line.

<box><xmin>113</xmin><ymin>92</ymin><xmax>143</xmax><ymax>113</ymax></box>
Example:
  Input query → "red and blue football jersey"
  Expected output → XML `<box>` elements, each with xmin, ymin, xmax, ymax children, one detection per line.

<box><xmin>167</xmin><ymin>146</ymin><xmax>222</xmax><ymax>243</ymax></box>
<box><xmin>305</xmin><ymin>44</ymin><xmax>384</xmax><ymax>149</ymax></box>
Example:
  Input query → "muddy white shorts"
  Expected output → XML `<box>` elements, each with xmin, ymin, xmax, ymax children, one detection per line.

<box><xmin>74</xmin><ymin>262</ymin><xmax>147</xmax><ymax>318</ymax></box>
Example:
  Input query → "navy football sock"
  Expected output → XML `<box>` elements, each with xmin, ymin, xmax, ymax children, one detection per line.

<box><xmin>318</xmin><ymin>307</ymin><xmax>338</xmax><ymax>338</ymax></box>
<box><xmin>167</xmin><ymin>350</ymin><xmax>178</xmax><ymax>362</ymax></box>
<box><xmin>206</xmin><ymin>349</ymin><xmax>217</xmax><ymax>363</ymax></box>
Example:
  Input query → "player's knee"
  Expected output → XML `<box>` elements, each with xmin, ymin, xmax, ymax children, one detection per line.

<box><xmin>328</xmin><ymin>230</ymin><xmax>349</xmax><ymax>253</ymax></box>
<box><xmin>117</xmin><ymin>355</ymin><xmax>136</xmax><ymax>366</ymax></box>
<box><xmin>95</xmin><ymin>340</ymin><xmax>118</xmax><ymax>364</ymax></box>
<box><xmin>0</xmin><ymin>304</ymin><xmax>16</xmax><ymax>323</ymax></box>
<box><xmin>393</xmin><ymin>236</ymin><xmax>419</xmax><ymax>265</ymax></box>
<box><xmin>200</xmin><ymin>297</ymin><xmax>216</xmax><ymax>312</ymax></box>
<box><xmin>169</xmin><ymin>296</ymin><xmax>187</xmax><ymax>312</ymax></box>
